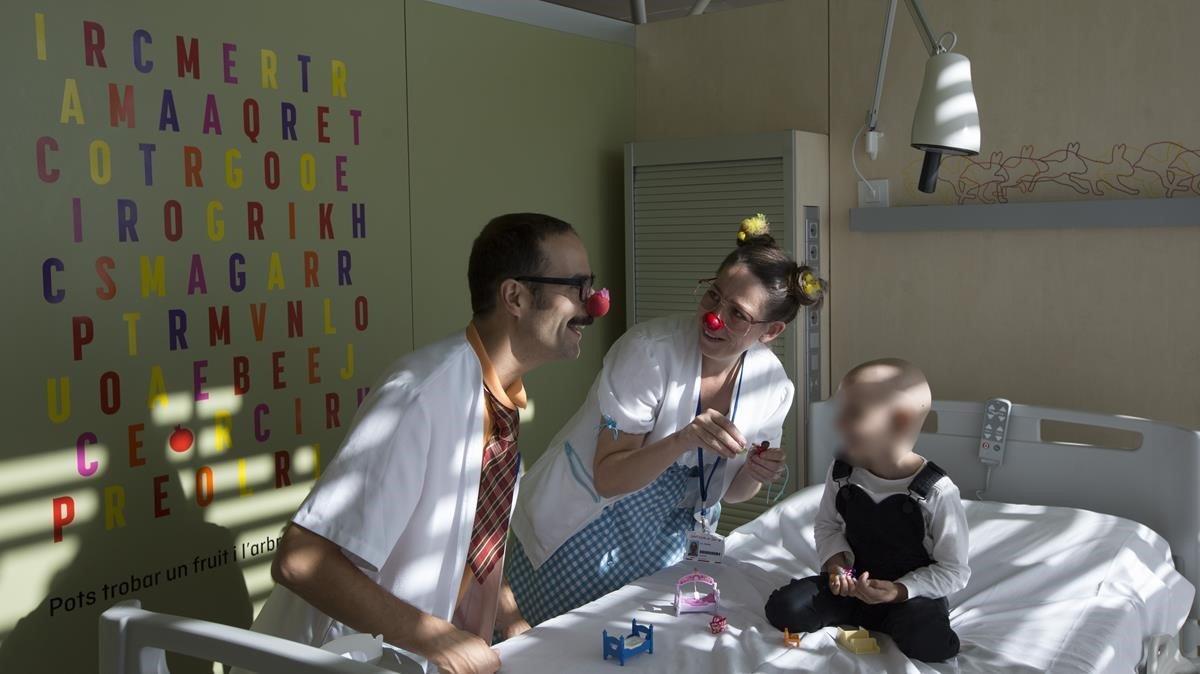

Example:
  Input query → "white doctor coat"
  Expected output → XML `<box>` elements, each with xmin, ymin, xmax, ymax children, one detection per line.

<box><xmin>239</xmin><ymin>326</ymin><xmax>520</xmax><ymax>671</ymax></box>
<box><xmin>511</xmin><ymin>314</ymin><xmax>795</xmax><ymax>570</ymax></box>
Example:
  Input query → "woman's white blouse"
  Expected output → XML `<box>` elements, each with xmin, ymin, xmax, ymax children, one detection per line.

<box><xmin>511</xmin><ymin>315</ymin><xmax>795</xmax><ymax>569</ymax></box>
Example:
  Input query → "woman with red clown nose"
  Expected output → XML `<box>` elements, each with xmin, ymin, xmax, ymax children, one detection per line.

<box><xmin>508</xmin><ymin>214</ymin><xmax>827</xmax><ymax>626</ymax></box>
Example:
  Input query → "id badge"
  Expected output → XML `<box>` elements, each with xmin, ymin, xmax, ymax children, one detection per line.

<box><xmin>685</xmin><ymin>528</ymin><xmax>725</xmax><ymax>565</ymax></box>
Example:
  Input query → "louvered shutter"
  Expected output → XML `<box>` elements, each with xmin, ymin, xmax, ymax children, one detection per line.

<box><xmin>628</xmin><ymin>158</ymin><xmax>794</xmax><ymax>534</ymax></box>
<box><xmin>626</xmin><ymin>131</ymin><xmax>829</xmax><ymax>536</ymax></box>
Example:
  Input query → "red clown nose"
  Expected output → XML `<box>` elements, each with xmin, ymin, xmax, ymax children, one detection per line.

<box><xmin>703</xmin><ymin>312</ymin><xmax>724</xmax><ymax>331</ymax></box>
<box><xmin>586</xmin><ymin>288</ymin><xmax>611</xmax><ymax>318</ymax></box>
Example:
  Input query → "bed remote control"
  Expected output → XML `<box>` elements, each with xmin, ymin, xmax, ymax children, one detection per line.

<box><xmin>978</xmin><ymin>398</ymin><xmax>1011</xmax><ymax>466</ymax></box>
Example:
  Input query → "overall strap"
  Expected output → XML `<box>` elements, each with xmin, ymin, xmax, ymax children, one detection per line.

<box><xmin>831</xmin><ymin>458</ymin><xmax>853</xmax><ymax>485</ymax></box>
<box><xmin>907</xmin><ymin>461</ymin><xmax>947</xmax><ymax>501</ymax></box>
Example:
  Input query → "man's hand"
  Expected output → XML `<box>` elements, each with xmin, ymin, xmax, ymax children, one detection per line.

<box><xmin>500</xmin><ymin>618</ymin><xmax>532</xmax><ymax>641</ymax></box>
<box><xmin>427</xmin><ymin>628</ymin><xmax>501</xmax><ymax>674</ymax></box>
<box><xmin>850</xmin><ymin>571</ymin><xmax>907</xmax><ymax>604</ymax></box>
<box><xmin>495</xmin><ymin>577</ymin><xmax>531</xmax><ymax>642</ymax></box>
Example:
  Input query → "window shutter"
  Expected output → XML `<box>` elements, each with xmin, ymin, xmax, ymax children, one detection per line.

<box><xmin>626</xmin><ymin>132</ymin><xmax>828</xmax><ymax>535</ymax></box>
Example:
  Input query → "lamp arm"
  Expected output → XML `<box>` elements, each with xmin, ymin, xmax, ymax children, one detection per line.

<box><xmin>865</xmin><ymin>0</ymin><xmax>947</xmax><ymax>130</ymax></box>
<box><xmin>903</xmin><ymin>0</ymin><xmax>943</xmax><ymax>57</ymax></box>
<box><xmin>865</xmin><ymin>0</ymin><xmax>898</xmax><ymax>130</ymax></box>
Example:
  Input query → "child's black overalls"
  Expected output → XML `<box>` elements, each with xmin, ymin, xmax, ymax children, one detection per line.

<box><xmin>764</xmin><ymin>459</ymin><xmax>960</xmax><ymax>662</ymax></box>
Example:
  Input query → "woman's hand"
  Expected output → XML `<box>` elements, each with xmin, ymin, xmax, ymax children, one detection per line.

<box><xmin>675</xmin><ymin>408</ymin><xmax>746</xmax><ymax>459</ymax></box>
<box><xmin>742</xmin><ymin>444</ymin><xmax>786</xmax><ymax>484</ymax></box>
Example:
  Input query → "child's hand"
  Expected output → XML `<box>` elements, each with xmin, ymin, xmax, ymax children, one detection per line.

<box><xmin>850</xmin><ymin>571</ymin><xmax>908</xmax><ymax>604</ymax></box>
<box><xmin>828</xmin><ymin>568</ymin><xmax>856</xmax><ymax>597</ymax></box>
<box><xmin>823</xmin><ymin>553</ymin><xmax>854</xmax><ymax>595</ymax></box>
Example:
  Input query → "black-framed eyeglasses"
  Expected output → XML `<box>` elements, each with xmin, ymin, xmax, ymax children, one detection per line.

<box><xmin>514</xmin><ymin>274</ymin><xmax>595</xmax><ymax>303</ymax></box>
<box><xmin>695</xmin><ymin>277</ymin><xmax>772</xmax><ymax>336</ymax></box>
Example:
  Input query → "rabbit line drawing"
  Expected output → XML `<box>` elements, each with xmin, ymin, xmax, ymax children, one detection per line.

<box><xmin>919</xmin><ymin>141</ymin><xmax>1199</xmax><ymax>203</ymax></box>
<box><xmin>1025</xmin><ymin>143</ymin><xmax>1139</xmax><ymax>197</ymax></box>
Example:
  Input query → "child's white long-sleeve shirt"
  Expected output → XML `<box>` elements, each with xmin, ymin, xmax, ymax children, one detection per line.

<box><xmin>813</xmin><ymin>459</ymin><xmax>971</xmax><ymax>600</ymax></box>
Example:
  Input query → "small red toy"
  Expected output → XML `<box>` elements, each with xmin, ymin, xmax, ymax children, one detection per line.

<box><xmin>709</xmin><ymin>615</ymin><xmax>727</xmax><ymax>634</ymax></box>
<box><xmin>169</xmin><ymin>425</ymin><xmax>194</xmax><ymax>453</ymax></box>
<box><xmin>703</xmin><ymin>311</ymin><xmax>724</xmax><ymax>331</ymax></box>
<box><xmin>586</xmin><ymin>288</ymin><xmax>611</xmax><ymax>318</ymax></box>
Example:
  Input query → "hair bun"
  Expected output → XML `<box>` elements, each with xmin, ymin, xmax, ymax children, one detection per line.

<box><xmin>790</xmin><ymin>265</ymin><xmax>828</xmax><ymax>307</ymax></box>
<box><xmin>736</xmin><ymin>213</ymin><xmax>776</xmax><ymax>247</ymax></box>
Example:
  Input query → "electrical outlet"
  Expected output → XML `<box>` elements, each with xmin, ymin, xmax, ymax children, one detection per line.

<box><xmin>857</xmin><ymin>179</ymin><xmax>890</xmax><ymax>208</ymax></box>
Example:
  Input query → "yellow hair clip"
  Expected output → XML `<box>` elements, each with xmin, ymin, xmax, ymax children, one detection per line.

<box><xmin>799</xmin><ymin>269</ymin><xmax>824</xmax><ymax>299</ymax></box>
<box><xmin>738</xmin><ymin>213</ymin><xmax>769</xmax><ymax>242</ymax></box>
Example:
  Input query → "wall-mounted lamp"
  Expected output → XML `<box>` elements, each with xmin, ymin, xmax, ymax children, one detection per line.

<box><xmin>861</xmin><ymin>0</ymin><xmax>980</xmax><ymax>194</ymax></box>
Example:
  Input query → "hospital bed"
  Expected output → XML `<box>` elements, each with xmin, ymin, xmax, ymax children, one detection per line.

<box><xmin>491</xmin><ymin>399</ymin><xmax>1199</xmax><ymax>673</ymax></box>
<box><xmin>100</xmin><ymin>400</ymin><xmax>1199</xmax><ymax>673</ymax></box>
<box><xmin>98</xmin><ymin>600</ymin><xmax>422</xmax><ymax>673</ymax></box>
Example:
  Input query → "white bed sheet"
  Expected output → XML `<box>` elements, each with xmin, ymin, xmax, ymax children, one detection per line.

<box><xmin>494</xmin><ymin>486</ymin><xmax>1194</xmax><ymax>674</ymax></box>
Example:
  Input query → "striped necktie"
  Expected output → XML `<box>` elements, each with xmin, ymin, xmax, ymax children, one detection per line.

<box><xmin>466</xmin><ymin>387</ymin><xmax>520</xmax><ymax>583</ymax></box>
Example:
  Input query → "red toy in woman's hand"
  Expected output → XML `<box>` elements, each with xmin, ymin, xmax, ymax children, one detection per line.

<box><xmin>703</xmin><ymin>312</ymin><xmax>724</xmax><ymax>331</ymax></box>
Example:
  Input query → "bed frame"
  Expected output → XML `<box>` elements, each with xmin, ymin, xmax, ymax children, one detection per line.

<box><xmin>98</xmin><ymin>600</ymin><xmax>418</xmax><ymax>674</ymax></box>
<box><xmin>808</xmin><ymin>399</ymin><xmax>1200</xmax><ymax>670</ymax></box>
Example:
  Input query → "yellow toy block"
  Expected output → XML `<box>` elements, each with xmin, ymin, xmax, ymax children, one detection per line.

<box><xmin>836</xmin><ymin>626</ymin><xmax>880</xmax><ymax>654</ymax></box>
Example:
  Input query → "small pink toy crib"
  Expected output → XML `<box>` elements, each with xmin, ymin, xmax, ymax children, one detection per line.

<box><xmin>674</xmin><ymin>570</ymin><xmax>719</xmax><ymax>615</ymax></box>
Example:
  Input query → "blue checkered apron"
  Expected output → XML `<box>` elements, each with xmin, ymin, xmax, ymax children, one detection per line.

<box><xmin>506</xmin><ymin>461</ymin><xmax>720</xmax><ymax>626</ymax></box>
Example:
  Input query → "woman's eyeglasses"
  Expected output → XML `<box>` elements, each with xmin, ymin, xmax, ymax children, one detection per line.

<box><xmin>695</xmin><ymin>278</ymin><xmax>772</xmax><ymax>336</ymax></box>
<box><xmin>514</xmin><ymin>274</ymin><xmax>595</xmax><ymax>303</ymax></box>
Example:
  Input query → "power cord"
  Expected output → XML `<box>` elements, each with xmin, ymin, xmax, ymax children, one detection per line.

<box><xmin>975</xmin><ymin>464</ymin><xmax>994</xmax><ymax>501</ymax></box>
<box><xmin>851</xmin><ymin>124</ymin><xmax>877</xmax><ymax>199</ymax></box>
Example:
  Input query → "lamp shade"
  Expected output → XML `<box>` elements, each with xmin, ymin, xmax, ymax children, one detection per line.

<box><xmin>911</xmin><ymin>51</ymin><xmax>980</xmax><ymax>156</ymax></box>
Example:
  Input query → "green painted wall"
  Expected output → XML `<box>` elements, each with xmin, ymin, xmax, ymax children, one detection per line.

<box><xmin>406</xmin><ymin>1</ymin><xmax>635</xmax><ymax>462</ymax></box>
<box><xmin>0</xmin><ymin>0</ymin><xmax>633</xmax><ymax>670</ymax></box>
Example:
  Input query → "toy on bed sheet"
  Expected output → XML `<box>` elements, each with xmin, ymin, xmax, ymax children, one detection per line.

<box><xmin>836</xmin><ymin>626</ymin><xmax>881</xmax><ymax>654</ymax></box>
<box><xmin>708</xmin><ymin>614</ymin><xmax>727</xmax><ymax>634</ymax></box>
<box><xmin>674</xmin><ymin>570</ymin><xmax>720</xmax><ymax>615</ymax></box>
<box><xmin>783</xmin><ymin>628</ymin><xmax>802</xmax><ymax>647</ymax></box>
<box><xmin>602</xmin><ymin>619</ymin><xmax>654</xmax><ymax>666</ymax></box>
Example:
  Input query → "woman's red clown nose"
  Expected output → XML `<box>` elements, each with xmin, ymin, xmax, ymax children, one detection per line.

<box><xmin>703</xmin><ymin>311</ymin><xmax>724</xmax><ymax>331</ymax></box>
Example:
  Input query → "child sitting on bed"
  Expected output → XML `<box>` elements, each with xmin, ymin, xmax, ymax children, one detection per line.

<box><xmin>764</xmin><ymin>358</ymin><xmax>970</xmax><ymax>662</ymax></box>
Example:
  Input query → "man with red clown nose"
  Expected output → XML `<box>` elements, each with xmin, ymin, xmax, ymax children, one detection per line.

<box><xmin>239</xmin><ymin>213</ymin><xmax>608</xmax><ymax>674</ymax></box>
<box><xmin>508</xmin><ymin>213</ymin><xmax>828</xmax><ymax>627</ymax></box>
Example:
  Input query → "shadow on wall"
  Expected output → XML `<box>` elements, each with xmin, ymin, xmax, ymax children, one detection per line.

<box><xmin>0</xmin><ymin>418</ymin><xmax>252</xmax><ymax>673</ymax></box>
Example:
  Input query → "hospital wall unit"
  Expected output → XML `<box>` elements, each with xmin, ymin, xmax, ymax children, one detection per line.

<box><xmin>635</xmin><ymin>0</ymin><xmax>1200</xmax><ymax>438</ymax></box>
